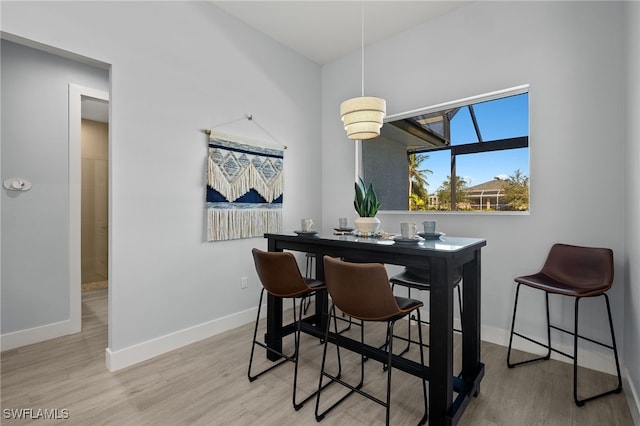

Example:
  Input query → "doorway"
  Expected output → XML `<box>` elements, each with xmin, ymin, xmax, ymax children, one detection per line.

<box><xmin>80</xmin><ymin>101</ymin><xmax>109</xmax><ymax>292</ymax></box>
<box><xmin>69</xmin><ymin>85</ymin><xmax>109</xmax><ymax>331</ymax></box>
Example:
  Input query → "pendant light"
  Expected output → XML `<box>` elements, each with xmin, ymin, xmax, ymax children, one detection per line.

<box><xmin>340</xmin><ymin>4</ymin><xmax>386</xmax><ymax>140</ymax></box>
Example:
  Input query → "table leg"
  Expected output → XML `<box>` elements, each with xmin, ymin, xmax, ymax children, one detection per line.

<box><xmin>461</xmin><ymin>249</ymin><xmax>482</xmax><ymax>395</ymax></box>
<box><xmin>265</xmin><ymin>293</ymin><xmax>283</xmax><ymax>361</ymax></box>
<box><xmin>429</xmin><ymin>257</ymin><xmax>455</xmax><ymax>426</ymax></box>
<box><xmin>315</xmin><ymin>255</ymin><xmax>329</xmax><ymax>331</ymax></box>
<box><xmin>265</xmin><ymin>239</ymin><xmax>283</xmax><ymax>361</ymax></box>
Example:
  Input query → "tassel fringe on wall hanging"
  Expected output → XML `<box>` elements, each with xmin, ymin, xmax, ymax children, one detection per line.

<box><xmin>206</xmin><ymin>132</ymin><xmax>284</xmax><ymax>241</ymax></box>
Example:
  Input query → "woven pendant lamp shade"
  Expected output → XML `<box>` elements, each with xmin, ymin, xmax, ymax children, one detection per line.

<box><xmin>340</xmin><ymin>96</ymin><xmax>386</xmax><ymax>140</ymax></box>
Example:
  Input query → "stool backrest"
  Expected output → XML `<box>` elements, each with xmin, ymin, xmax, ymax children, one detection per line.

<box><xmin>323</xmin><ymin>256</ymin><xmax>400</xmax><ymax>321</ymax></box>
<box><xmin>252</xmin><ymin>248</ymin><xmax>310</xmax><ymax>298</ymax></box>
<box><xmin>541</xmin><ymin>244</ymin><xmax>614</xmax><ymax>290</ymax></box>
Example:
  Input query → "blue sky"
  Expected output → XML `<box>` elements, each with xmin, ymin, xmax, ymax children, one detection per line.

<box><xmin>418</xmin><ymin>93</ymin><xmax>529</xmax><ymax>191</ymax></box>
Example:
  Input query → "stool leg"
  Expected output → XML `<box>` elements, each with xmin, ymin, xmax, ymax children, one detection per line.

<box><xmin>456</xmin><ymin>284</ymin><xmax>463</xmax><ymax>333</ymax></box>
<box><xmin>382</xmin><ymin>285</ymin><xmax>411</xmax><ymax>371</ymax></box>
<box><xmin>604</xmin><ymin>293</ymin><xmax>624</xmax><ymax>393</ymax></box>
<box><xmin>545</xmin><ymin>291</ymin><xmax>551</xmax><ymax>357</ymax></box>
<box><xmin>403</xmin><ymin>287</ymin><xmax>412</xmax><ymax>354</ymax></box>
<box><xmin>506</xmin><ymin>283</ymin><xmax>521</xmax><ymax>367</ymax></box>
<box><xmin>315</xmin><ymin>306</ymin><xmax>335</xmax><ymax>421</ymax></box>
<box><xmin>292</xmin><ymin>296</ymin><xmax>304</xmax><ymax>409</ymax></box>
<box><xmin>573</xmin><ymin>294</ymin><xmax>623</xmax><ymax>406</ymax></box>
<box><xmin>303</xmin><ymin>255</ymin><xmax>314</xmax><ymax>314</ymax></box>
<box><xmin>573</xmin><ymin>297</ymin><xmax>581</xmax><ymax>406</ymax></box>
<box><xmin>385</xmin><ymin>320</ymin><xmax>395</xmax><ymax>426</ymax></box>
<box><xmin>248</xmin><ymin>289</ymin><xmax>291</xmax><ymax>382</ymax></box>
<box><xmin>416</xmin><ymin>309</ymin><xmax>428</xmax><ymax>425</ymax></box>
<box><xmin>357</xmin><ymin>317</ymin><xmax>366</xmax><ymax>389</ymax></box>
<box><xmin>507</xmin><ymin>285</ymin><xmax>552</xmax><ymax>368</ymax></box>
<box><xmin>315</xmin><ymin>305</ymin><xmax>352</xmax><ymax>422</ymax></box>
<box><xmin>604</xmin><ymin>293</ymin><xmax>624</xmax><ymax>394</ymax></box>
<box><xmin>247</xmin><ymin>289</ymin><xmax>266</xmax><ymax>381</ymax></box>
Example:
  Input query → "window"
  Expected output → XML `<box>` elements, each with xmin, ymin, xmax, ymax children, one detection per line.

<box><xmin>361</xmin><ymin>86</ymin><xmax>529</xmax><ymax>213</ymax></box>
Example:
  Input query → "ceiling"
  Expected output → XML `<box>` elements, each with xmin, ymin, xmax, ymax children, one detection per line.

<box><xmin>212</xmin><ymin>1</ymin><xmax>471</xmax><ymax>65</ymax></box>
<box><xmin>78</xmin><ymin>1</ymin><xmax>470</xmax><ymax>123</ymax></box>
<box><xmin>82</xmin><ymin>97</ymin><xmax>109</xmax><ymax>123</ymax></box>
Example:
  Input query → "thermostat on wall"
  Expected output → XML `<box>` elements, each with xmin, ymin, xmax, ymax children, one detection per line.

<box><xmin>3</xmin><ymin>178</ymin><xmax>32</xmax><ymax>191</ymax></box>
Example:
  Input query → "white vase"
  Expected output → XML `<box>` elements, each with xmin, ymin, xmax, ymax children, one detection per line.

<box><xmin>354</xmin><ymin>216</ymin><xmax>381</xmax><ymax>235</ymax></box>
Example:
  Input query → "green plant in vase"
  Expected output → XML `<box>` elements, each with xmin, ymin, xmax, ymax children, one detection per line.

<box><xmin>354</xmin><ymin>177</ymin><xmax>382</xmax><ymax>235</ymax></box>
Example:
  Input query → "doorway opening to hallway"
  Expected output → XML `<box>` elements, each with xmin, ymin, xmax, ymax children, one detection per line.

<box><xmin>80</xmin><ymin>99</ymin><xmax>109</xmax><ymax>293</ymax></box>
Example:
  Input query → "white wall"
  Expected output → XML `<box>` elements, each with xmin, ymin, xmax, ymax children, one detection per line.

<box><xmin>1</xmin><ymin>1</ymin><xmax>322</xmax><ymax>367</ymax></box>
<box><xmin>1</xmin><ymin>39</ymin><xmax>109</xmax><ymax>333</ymax></box>
<box><xmin>322</xmin><ymin>1</ymin><xmax>631</xmax><ymax>375</ymax></box>
<box><xmin>623</xmin><ymin>1</ymin><xmax>640</xmax><ymax>423</ymax></box>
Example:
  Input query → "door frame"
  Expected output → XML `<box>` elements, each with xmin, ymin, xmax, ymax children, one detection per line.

<box><xmin>68</xmin><ymin>84</ymin><xmax>109</xmax><ymax>332</ymax></box>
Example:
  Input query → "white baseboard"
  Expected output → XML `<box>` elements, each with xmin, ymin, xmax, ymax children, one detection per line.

<box><xmin>410</xmin><ymin>306</ymin><xmax>621</xmax><ymax>376</ymax></box>
<box><xmin>480</xmin><ymin>323</ymin><xmax>620</xmax><ymax>376</ymax></box>
<box><xmin>7</xmin><ymin>301</ymin><xmax>636</xmax><ymax>425</ymax></box>
<box><xmin>483</xmin><ymin>323</ymin><xmax>639</xmax><ymax>421</ymax></box>
<box><xmin>0</xmin><ymin>319</ymin><xmax>80</xmax><ymax>351</ymax></box>
<box><xmin>99</xmin><ymin>307</ymin><xmax>640</xmax><ymax>425</ymax></box>
<box><xmin>623</xmin><ymin>366</ymin><xmax>640</xmax><ymax>426</ymax></box>
<box><xmin>105</xmin><ymin>304</ymin><xmax>264</xmax><ymax>372</ymax></box>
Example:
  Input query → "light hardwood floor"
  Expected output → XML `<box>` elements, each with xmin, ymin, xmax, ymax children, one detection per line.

<box><xmin>1</xmin><ymin>290</ymin><xmax>634</xmax><ymax>425</ymax></box>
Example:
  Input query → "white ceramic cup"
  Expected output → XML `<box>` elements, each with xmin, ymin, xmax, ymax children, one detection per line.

<box><xmin>301</xmin><ymin>219</ymin><xmax>314</xmax><ymax>232</ymax></box>
<box><xmin>423</xmin><ymin>220</ymin><xmax>436</xmax><ymax>234</ymax></box>
<box><xmin>338</xmin><ymin>217</ymin><xmax>348</xmax><ymax>229</ymax></box>
<box><xmin>400</xmin><ymin>222</ymin><xmax>417</xmax><ymax>239</ymax></box>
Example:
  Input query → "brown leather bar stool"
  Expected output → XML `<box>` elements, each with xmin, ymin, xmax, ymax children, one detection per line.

<box><xmin>507</xmin><ymin>243</ymin><xmax>623</xmax><ymax>406</ymax></box>
<box><xmin>248</xmin><ymin>248</ymin><xmax>330</xmax><ymax>411</ymax></box>
<box><xmin>315</xmin><ymin>256</ymin><xmax>428</xmax><ymax>426</ymax></box>
<box><xmin>388</xmin><ymin>265</ymin><xmax>463</xmax><ymax>356</ymax></box>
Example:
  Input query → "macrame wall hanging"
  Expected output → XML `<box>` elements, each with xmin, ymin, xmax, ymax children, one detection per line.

<box><xmin>205</xmin><ymin>116</ymin><xmax>285</xmax><ymax>241</ymax></box>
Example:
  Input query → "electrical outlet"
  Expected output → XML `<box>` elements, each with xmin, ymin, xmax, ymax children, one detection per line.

<box><xmin>241</xmin><ymin>276</ymin><xmax>248</xmax><ymax>289</ymax></box>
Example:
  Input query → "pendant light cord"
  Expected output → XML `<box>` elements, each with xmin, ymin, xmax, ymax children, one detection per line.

<box><xmin>361</xmin><ymin>2</ymin><xmax>365</xmax><ymax>97</ymax></box>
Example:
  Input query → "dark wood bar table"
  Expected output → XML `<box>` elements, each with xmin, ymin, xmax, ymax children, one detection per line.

<box><xmin>264</xmin><ymin>230</ymin><xmax>486</xmax><ymax>426</ymax></box>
